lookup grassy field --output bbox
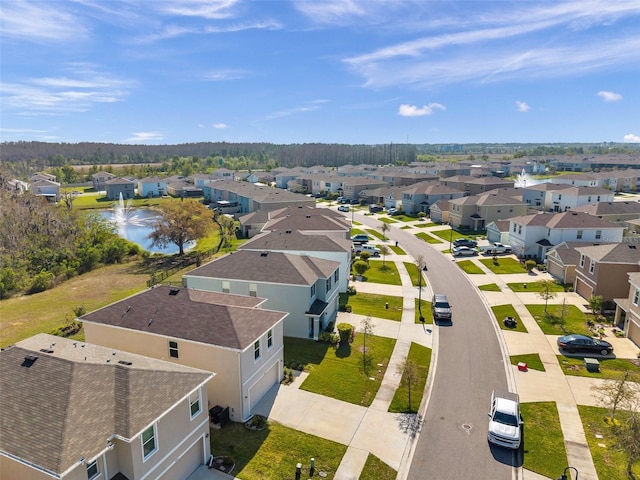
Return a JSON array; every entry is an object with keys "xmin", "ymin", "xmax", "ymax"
[
  {"xmin": 71, "ymin": 192, "xmax": 176, "ymax": 210},
  {"xmin": 388, "ymin": 342, "xmax": 432, "ymax": 413},
  {"xmin": 359, "ymin": 454, "xmax": 397, "ymax": 480},
  {"xmin": 478, "ymin": 283, "xmax": 501, "ymax": 291},
  {"xmin": 340, "ymin": 292, "xmax": 404, "ymax": 321},
  {"xmin": 285, "ymin": 335, "xmax": 396, "ymax": 406},
  {"xmin": 455, "ymin": 260, "xmax": 485, "ymax": 274},
  {"xmin": 360, "ymin": 260, "xmax": 402, "ymax": 286},
  {"xmin": 557, "ymin": 356, "xmax": 640, "ymax": 381},
  {"xmin": 415, "ymin": 299, "xmax": 434, "ymax": 323},
  {"xmin": 510, "ymin": 354, "xmax": 545, "ymax": 371},
  {"xmin": 210, "ymin": 421, "xmax": 347, "ymax": 480},
  {"xmin": 491, "ymin": 304, "xmax": 528, "ymax": 333},
  {"xmin": 508, "ymin": 281, "xmax": 564, "ymax": 292},
  {"xmin": 521, "ymin": 402, "xmax": 568, "ymax": 479},
  {"xmin": 578, "ymin": 406, "xmax": 640, "ymax": 480},
  {"xmin": 479, "ymin": 258, "xmax": 527, "ymax": 274},
  {"xmin": 525, "ymin": 304, "xmax": 590, "ymax": 335},
  {"xmin": 415, "ymin": 232, "xmax": 443, "ymax": 244}
]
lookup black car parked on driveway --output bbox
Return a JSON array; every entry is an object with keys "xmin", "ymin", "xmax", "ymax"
[
  {"xmin": 453, "ymin": 238, "xmax": 478, "ymax": 248},
  {"xmin": 557, "ymin": 334, "xmax": 613, "ymax": 356}
]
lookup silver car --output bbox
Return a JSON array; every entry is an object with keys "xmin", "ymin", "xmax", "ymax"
[{"xmin": 452, "ymin": 246, "xmax": 478, "ymax": 257}]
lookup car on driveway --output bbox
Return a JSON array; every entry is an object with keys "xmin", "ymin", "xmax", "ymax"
[
  {"xmin": 454, "ymin": 238, "xmax": 478, "ymax": 248},
  {"xmin": 557, "ymin": 334, "xmax": 613, "ymax": 356},
  {"xmin": 351, "ymin": 234, "xmax": 370, "ymax": 244},
  {"xmin": 337, "ymin": 205, "xmax": 350, "ymax": 212},
  {"xmin": 452, "ymin": 246, "xmax": 478, "ymax": 257}
]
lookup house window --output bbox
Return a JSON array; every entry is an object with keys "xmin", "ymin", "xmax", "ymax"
[
  {"xmin": 518, "ymin": 225, "xmax": 522, "ymax": 235},
  {"xmin": 633, "ymin": 288, "xmax": 640, "ymax": 306},
  {"xmin": 589, "ymin": 260, "xmax": 595, "ymax": 274},
  {"xmin": 311, "ymin": 284, "xmax": 315, "ymax": 297},
  {"xmin": 597, "ymin": 195, "xmax": 601, "ymax": 201},
  {"xmin": 189, "ymin": 390, "xmax": 201, "ymax": 418},
  {"xmin": 249, "ymin": 283, "xmax": 257, "ymax": 297},
  {"xmin": 267, "ymin": 329, "xmax": 273, "ymax": 349},
  {"xmin": 87, "ymin": 459, "xmax": 99, "ymax": 480},
  {"xmin": 497, "ymin": 209, "xmax": 501, "ymax": 213},
  {"xmin": 513, "ymin": 224, "xmax": 517, "ymax": 233},
  {"xmin": 326, "ymin": 277, "xmax": 332, "ymax": 291},
  {"xmin": 577, "ymin": 230, "xmax": 583, "ymax": 239},
  {"xmin": 169, "ymin": 340, "xmax": 179, "ymax": 359},
  {"xmin": 580, "ymin": 255, "xmax": 585, "ymax": 268},
  {"xmin": 142, "ymin": 425, "xmax": 157, "ymax": 460},
  {"xmin": 254, "ymin": 340, "xmax": 261, "ymax": 361},
  {"xmin": 588, "ymin": 196, "xmax": 591, "ymax": 202},
  {"xmin": 222, "ymin": 281, "xmax": 230, "ymax": 293},
  {"xmin": 595, "ymin": 230, "xmax": 602, "ymax": 240},
  {"xmin": 334, "ymin": 269, "xmax": 339, "ymax": 282}
]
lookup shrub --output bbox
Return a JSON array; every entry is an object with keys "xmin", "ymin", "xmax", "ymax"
[
  {"xmin": 28, "ymin": 270, "xmax": 54, "ymax": 294},
  {"xmin": 360, "ymin": 252, "xmax": 371, "ymax": 262},
  {"xmin": 346, "ymin": 285, "xmax": 357, "ymax": 295},
  {"xmin": 337, "ymin": 323, "xmax": 353, "ymax": 344},
  {"xmin": 318, "ymin": 331, "xmax": 339, "ymax": 345},
  {"xmin": 524, "ymin": 260, "xmax": 536, "ymax": 272},
  {"xmin": 417, "ymin": 211, "xmax": 426, "ymax": 218}
]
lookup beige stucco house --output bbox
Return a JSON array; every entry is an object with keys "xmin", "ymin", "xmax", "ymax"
[
  {"xmin": 0, "ymin": 334, "xmax": 213, "ymax": 480},
  {"xmin": 448, "ymin": 193, "xmax": 528, "ymax": 230},
  {"xmin": 614, "ymin": 272, "xmax": 640, "ymax": 347}
]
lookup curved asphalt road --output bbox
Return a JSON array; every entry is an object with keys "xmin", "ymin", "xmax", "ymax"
[{"xmin": 357, "ymin": 215, "xmax": 517, "ymax": 480}]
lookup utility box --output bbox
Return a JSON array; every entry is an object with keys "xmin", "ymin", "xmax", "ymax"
[{"xmin": 584, "ymin": 358, "xmax": 600, "ymax": 373}]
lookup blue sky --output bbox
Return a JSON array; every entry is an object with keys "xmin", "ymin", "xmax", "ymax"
[{"xmin": 1, "ymin": 0, "xmax": 639, "ymax": 145}]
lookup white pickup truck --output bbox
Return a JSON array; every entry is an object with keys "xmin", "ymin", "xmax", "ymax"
[
  {"xmin": 480, "ymin": 242, "xmax": 512, "ymax": 255},
  {"xmin": 487, "ymin": 390, "xmax": 522, "ymax": 449}
]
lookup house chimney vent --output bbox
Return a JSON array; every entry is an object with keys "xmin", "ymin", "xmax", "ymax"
[{"xmin": 22, "ymin": 355, "xmax": 38, "ymax": 367}]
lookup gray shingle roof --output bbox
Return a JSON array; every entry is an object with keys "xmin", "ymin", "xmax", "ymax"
[
  {"xmin": 0, "ymin": 334, "xmax": 211, "ymax": 476},
  {"xmin": 575, "ymin": 243, "xmax": 640, "ymax": 264},
  {"xmin": 240, "ymin": 230, "xmax": 351, "ymax": 252},
  {"xmin": 81, "ymin": 286, "xmax": 286, "ymax": 350}
]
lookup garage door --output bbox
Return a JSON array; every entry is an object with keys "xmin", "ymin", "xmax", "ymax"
[
  {"xmin": 248, "ymin": 362, "xmax": 279, "ymax": 413},
  {"xmin": 627, "ymin": 318, "xmax": 640, "ymax": 348},
  {"xmin": 575, "ymin": 278, "xmax": 592, "ymax": 300},
  {"xmin": 159, "ymin": 438, "xmax": 203, "ymax": 480}
]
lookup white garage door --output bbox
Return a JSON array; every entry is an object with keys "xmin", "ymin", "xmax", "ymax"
[
  {"xmin": 628, "ymin": 318, "xmax": 640, "ymax": 348},
  {"xmin": 159, "ymin": 438, "xmax": 203, "ymax": 480},
  {"xmin": 248, "ymin": 362, "xmax": 279, "ymax": 413}
]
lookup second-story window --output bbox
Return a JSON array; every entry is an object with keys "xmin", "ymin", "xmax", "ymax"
[
  {"xmin": 580, "ymin": 254, "xmax": 585, "ymax": 268},
  {"xmin": 334, "ymin": 269, "xmax": 339, "ymax": 282},
  {"xmin": 577, "ymin": 230, "xmax": 583, "ymax": 239},
  {"xmin": 326, "ymin": 277, "xmax": 332, "ymax": 291},
  {"xmin": 249, "ymin": 283, "xmax": 257, "ymax": 297},
  {"xmin": 169, "ymin": 340, "xmax": 179, "ymax": 358},
  {"xmin": 254, "ymin": 340, "xmax": 261, "ymax": 361},
  {"xmin": 589, "ymin": 260, "xmax": 595, "ymax": 274},
  {"xmin": 267, "ymin": 329, "xmax": 273, "ymax": 349},
  {"xmin": 595, "ymin": 230, "xmax": 602, "ymax": 240},
  {"xmin": 311, "ymin": 284, "xmax": 315, "ymax": 297},
  {"xmin": 222, "ymin": 281, "xmax": 230, "ymax": 293}
]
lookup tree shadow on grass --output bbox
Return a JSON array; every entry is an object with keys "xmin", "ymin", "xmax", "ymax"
[{"xmin": 335, "ymin": 344, "xmax": 352, "ymax": 358}]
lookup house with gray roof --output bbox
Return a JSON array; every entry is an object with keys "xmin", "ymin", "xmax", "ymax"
[
  {"xmin": 91, "ymin": 171, "xmax": 116, "ymax": 192},
  {"xmin": 429, "ymin": 199, "xmax": 450, "ymax": 223},
  {"xmin": 81, "ymin": 285, "xmax": 287, "ymax": 424},
  {"xmin": 401, "ymin": 183, "xmax": 465, "ymax": 215},
  {"xmin": 105, "ymin": 177, "xmax": 136, "ymax": 200},
  {"xmin": 137, "ymin": 176, "xmax": 168, "ymax": 198},
  {"xmin": 523, "ymin": 184, "xmax": 614, "ymax": 212},
  {"xmin": 29, "ymin": 179, "xmax": 60, "ymax": 202},
  {"xmin": 572, "ymin": 200, "xmax": 640, "ymax": 225},
  {"xmin": 184, "ymin": 250, "xmax": 341, "ymax": 340},
  {"xmin": 545, "ymin": 241, "xmax": 585, "ymax": 285},
  {"xmin": 448, "ymin": 193, "xmax": 528, "ymax": 230},
  {"xmin": 258, "ymin": 205, "xmax": 351, "ymax": 240},
  {"xmin": 0, "ymin": 333, "xmax": 213, "ymax": 480}
]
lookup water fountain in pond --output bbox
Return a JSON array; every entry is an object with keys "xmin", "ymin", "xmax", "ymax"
[
  {"xmin": 113, "ymin": 193, "xmax": 143, "ymax": 235},
  {"xmin": 515, "ymin": 168, "xmax": 536, "ymax": 188}
]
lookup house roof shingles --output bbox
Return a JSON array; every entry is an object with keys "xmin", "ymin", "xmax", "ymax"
[{"xmin": 240, "ymin": 230, "xmax": 351, "ymax": 253}]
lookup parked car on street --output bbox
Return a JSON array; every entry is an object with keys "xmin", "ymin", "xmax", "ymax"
[
  {"xmin": 431, "ymin": 294, "xmax": 452, "ymax": 323},
  {"xmin": 487, "ymin": 390, "xmax": 522, "ymax": 449},
  {"xmin": 369, "ymin": 205, "xmax": 383, "ymax": 213},
  {"xmin": 454, "ymin": 238, "xmax": 478, "ymax": 248},
  {"xmin": 557, "ymin": 334, "xmax": 613, "ymax": 356},
  {"xmin": 337, "ymin": 197, "xmax": 349, "ymax": 204},
  {"xmin": 452, "ymin": 246, "xmax": 478, "ymax": 257},
  {"xmin": 337, "ymin": 205, "xmax": 350, "ymax": 212}
]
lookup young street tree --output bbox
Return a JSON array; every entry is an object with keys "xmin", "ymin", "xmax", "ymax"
[
  {"xmin": 536, "ymin": 279, "xmax": 558, "ymax": 312},
  {"xmin": 147, "ymin": 200, "xmax": 214, "ymax": 255},
  {"xmin": 379, "ymin": 222, "xmax": 390, "ymax": 241},
  {"xmin": 379, "ymin": 244, "xmax": 391, "ymax": 269},
  {"xmin": 396, "ymin": 356, "xmax": 419, "ymax": 412},
  {"xmin": 592, "ymin": 371, "xmax": 638, "ymax": 420},
  {"xmin": 588, "ymin": 295, "xmax": 604, "ymax": 321},
  {"xmin": 360, "ymin": 316, "xmax": 375, "ymax": 374}
]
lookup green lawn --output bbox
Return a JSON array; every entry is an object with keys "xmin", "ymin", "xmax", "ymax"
[
  {"xmin": 350, "ymin": 228, "xmax": 367, "ymax": 236},
  {"xmin": 415, "ymin": 299, "xmax": 433, "ymax": 323},
  {"xmin": 366, "ymin": 229, "xmax": 386, "ymax": 240},
  {"xmin": 210, "ymin": 421, "xmax": 347, "ymax": 480},
  {"xmin": 491, "ymin": 304, "xmax": 528, "ymax": 333},
  {"xmin": 378, "ymin": 217, "xmax": 398, "ymax": 224},
  {"xmin": 340, "ymin": 292, "xmax": 404, "ymax": 321},
  {"xmin": 285, "ymin": 335, "xmax": 396, "ymax": 406},
  {"xmin": 359, "ymin": 453, "xmax": 397, "ymax": 480},
  {"xmin": 578, "ymin": 406, "xmax": 640, "ymax": 480},
  {"xmin": 388, "ymin": 342, "xmax": 432, "ymax": 413},
  {"xmin": 415, "ymin": 232, "xmax": 443, "ymax": 244},
  {"xmin": 525, "ymin": 304, "xmax": 590, "ymax": 335},
  {"xmin": 479, "ymin": 258, "xmax": 526, "ymax": 274},
  {"xmin": 391, "ymin": 245, "xmax": 405, "ymax": 254},
  {"xmin": 557, "ymin": 356, "xmax": 640, "ymax": 382},
  {"xmin": 510, "ymin": 354, "xmax": 545, "ymax": 371},
  {"xmin": 508, "ymin": 281, "xmax": 564, "ymax": 292},
  {"xmin": 72, "ymin": 193, "xmax": 175, "ymax": 210},
  {"xmin": 403, "ymin": 262, "xmax": 426, "ymax": 287},
  {"xmin": 413, "ymin": 222, "xmax": 435, "ymax": 228},
  {"xmin": 429, "ymin": 228, "xmax": 464, "ymax": 243},
  {"xmin": 360, "ymin": 260, "xmax": 402, "ymax": 286},
  {"xmin": 400, "ymin": 225, "xmax": 413, "ymax": 230},
  {"xmin": 521, "ymin": 402, "xmax": 568, "ymax": 479},
  {"xmin": 478, "ymin": 283, "xmax": 501, "ymax": 291},
  {"xmin": 455, "ymin": 260, "xmax": 485, "ymax": 274}
]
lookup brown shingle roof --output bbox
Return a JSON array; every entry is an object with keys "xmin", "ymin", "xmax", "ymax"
[
  {"xmin": 0, "ymin": 334, "xmax": 211, "ymax": 476},
  {"xmin": 81, "ymin": 286, "xmax": 286, "ymax": 350}
]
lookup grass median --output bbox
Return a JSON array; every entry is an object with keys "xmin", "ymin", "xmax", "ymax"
[
  {"xmin": 388, "ymin": 342, "xmax": 432, "ymax": 413},
  {"xmin": 525, "ymin": 304, "xmax": 590, "ymax": 335},
  {"xmin": 340, "ymin": 292, "xmax": 404, "ymax": 321},
  {"xmin": 492, "ymin": 304, "xmax": 527, "ymax": 333},
  {"xmin": 520, "ymin": 402, "xmax": 568, "ymax": 479}
]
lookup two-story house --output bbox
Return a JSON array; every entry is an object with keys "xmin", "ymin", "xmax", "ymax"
[
  {"xmin": 448, "ymin": 193, "xmax": 528, "ymax": 230},
  {"xmin": 105, "ymin": 177, "xmax": 136, "ymax": 200},
  {"xmin": 91, "ymin": 171, "xmax": 116, "ymax": 192},
  {"xmin": 614, "ymin": 272, "xmax": 640, "ymax": 347},
  {"xmin": 0, "ymin": 334, "xmax": 213, "ymax": 480},
  {"xmin": 572, "ymin": 201, "xmax": 640, "ymax": 225},
  {"xmin": 401, "ymin": 183, "xmax": 464, "ymax": 215},
  {"xmin": 184, "ymin": 250, "xmax": 341, "ymax": 340},
  {"xmin": 137, "ymin": 176, "xmax": 169, "ymax": 198},
  {"xmin": 508, "ymin": 211, "xmax": 625, "ymax": 259},
  {"xmin": 81, "ymin": 285, "xmax": 287, "ymax": 423},
  {"xmin": 249, "ymin": 205, "xmax": 351, "ymax": 240}
]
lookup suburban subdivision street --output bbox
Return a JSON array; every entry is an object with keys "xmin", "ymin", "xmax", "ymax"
[{"xmin": 355, "ymin": 214, "xmax": 517, "ymax": 480}]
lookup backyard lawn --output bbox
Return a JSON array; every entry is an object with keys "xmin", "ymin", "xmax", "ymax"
[
  {"xmin": 520, "ymin": 402, "xmax": 568, "ymax": 479},
  {"xmin": 525, "ymin": 304, "xmax": 590, "ymax": 335},
  {"xmin": 388, "ymin": 342, "xmax": 432, "ymax": 413},
  {"xmin": 210, "ymin": 421, "xmax": 347, "ymax": 480},
  {"xmin": 455, "ymin": 260, "xmax": 485, "ymax": 274},
  {"xmin": 284, "ymin": 335, "xmax": 396, "ymax": 406},
  {"xmin": 510, "ymin": 354, "xmax": 545, "ymax": 371},
  {"xmin": 360, "ymin": 260, "xmax": 402, "ymax": 286},
  {"xmin": 415, "ymin": 232, "xmax": 443, "ymax": 244},
  {"xmin": 491, "ymin": 304, "xmax": 528, "ymax": 333},
  {"xmin": 557, "ymin": 356, "xmax": 640, "ymax": 382},
  {"xmin": 479, "ymin": 257, "xmax": 527, "ymax": 274},
  {"xmin": 340, "ymin": 292, "xmax": 404, "ymax": 321}
]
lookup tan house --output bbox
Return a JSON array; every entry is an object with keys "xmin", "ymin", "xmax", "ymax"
[
  {"xmin": 448, "ymin": 193, "xmax": 528, "ymax": 230},
  {"xmin": 429, "ymin": 199, "xmax": 450, "ymax": 223},
  {"xmin": 573, "ymin": 243, "xmax": 640, "ymax": 302},
  {"xmin": 81, "ymin": 285, "xmax": 287, "ymax": 423},
  {"xmin": 614, "ymin": 272, "xmax": 640, "ymax": 347},
  {"xmin": 0, "ymin": 334, "xmax": 213, "ymax": 480}
]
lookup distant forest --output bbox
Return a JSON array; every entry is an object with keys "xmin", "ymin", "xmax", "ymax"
[{"xmin": 1, "ymin": 141, "xmax": 637, "ymax": 180}]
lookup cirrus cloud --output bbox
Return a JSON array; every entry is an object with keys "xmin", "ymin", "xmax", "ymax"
[
  {"xmin": 212, "ymin": 123, "xmax": 228, "ymax": 129},
  {"xmin": 597, "ymin": 90, "xmax": 622, "ymax": 102},
  {"xmin": 398, "ymin": 103, "xmax": 445, "ymax": 117},
  {"xmin": 623, "ymin": 133, "xmax": 640, "ymax": 143}
]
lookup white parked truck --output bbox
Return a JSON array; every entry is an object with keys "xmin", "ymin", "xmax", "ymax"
[
  {"xmin": 480, "ymin": 242, "xmax": 512, "ymax": 255},
  {"xmin": 487, "ymin": 390, "xmax": 522, "ymax": 449}
]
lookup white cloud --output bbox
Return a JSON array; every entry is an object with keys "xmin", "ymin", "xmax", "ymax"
[
  {"xmin": 398, "ymin": 103, "xmax": 445, "ymax": 117},
  {"xmin": 212, "ymin": 123, "xmax": 228, "ymax": 129},
  {"xmin": 124, "ymin": 132, "xmax": 165, "ymax": 143},
  {"xmin": 203, "ymin": 69, "xmax": 247, "ymax": 81},
  {"xmin": 157, "ymin": 0, "xmax": 239, "ymax": 19},
  {"xmin": 597, "ymin": 90, "xmax": 622, "ymax": 102},
  {"xmin": 516, "ymin": 101, "xmax": 530, "ymax": 112},
  {"xmin": 0, "ymin": 0, "xmax": 87, "ymax": 42},
  {"xmin": 623, "ymin": 133, "xmax": 640, "ymax": 143}
]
